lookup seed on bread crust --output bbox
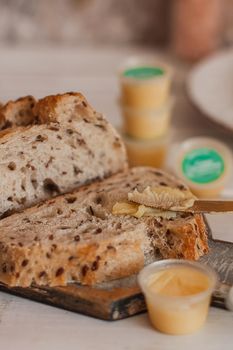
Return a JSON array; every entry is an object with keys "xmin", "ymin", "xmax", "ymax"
[
  {"xmin": 45, "ymin": 156, "xmax": 54, "ymax": 168},
  {"xmin": 43, "ymin": 178, "xmax": 60, "ymax": 194},
  {"xmin": 35, "ymin": 134, "xmax": 48, "ymax": 142},
  {"xmin": 21, "ymin": 259, "xmax": 29, "ymax": 267},
  {"xmin": 73, "ymin": 166, "xmax": 82, "ymax": 175},
  {"xmin": 38, "ymin": 271, "xmax": 46, "ymax": 278},
  {"xmin": 8, "ymin": 162, "xmax": 16, "ymax": 170},
  {"xmin": 31, "ymin": 178, "xmax": 38, "ymax": 190},
  {"xmin": 48, "ymin": 126, "xmax": 59, "ymax": 131},
  {"xmin": 2, "ymin": 263, "xmax": 7, "ymax": 273},
  {"xmin": 91, "ymin": 260, "xmax": 99, "ymax": 271},
  {"xmin": 82, "ymin": 265, "xmax": 89, "ymax": 276},
  {"xmin": 51, "ymin": 244, "xmax": 57, "ymax": 251},
  {"xmin": 177, "ymin": 184, "xmax": 186, "ymax": 190},
  {"xmin": 89, "ymin": 206, "xmax": 94, "ymax": 216},
  {"xmin": 56, "ymin": 267, "xmax": 64, "ymax": 277},
  {"xmin": 65, "ymin": 196, "xmax": 77, "ymax": 204},
  {"xmin": 154, "ymin": 171, "xmax": 163, "ymax": 176},
  {"xmin": 66, "ymin": 129, "xmax": 73, "ymax": 135},
  {"xmin": 95, "ymin": 228, "xmax": 102, "ymax": 234},
  {"xmin": 107, "ymin": 245, "xmax": 116, "ymax": 251},
  {"xmin": 159, "ymin": 182, "xmax": 168, "ymax": 186}
]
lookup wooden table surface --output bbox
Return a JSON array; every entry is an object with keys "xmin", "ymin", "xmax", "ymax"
[{"xmin": 0, "ymin": 46, "xmax": 232, "ymax": 350}]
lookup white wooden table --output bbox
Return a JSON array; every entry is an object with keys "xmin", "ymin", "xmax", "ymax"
[{"xmin": 0, "ymin": 46, "xmax": 232, "ymax": 350}]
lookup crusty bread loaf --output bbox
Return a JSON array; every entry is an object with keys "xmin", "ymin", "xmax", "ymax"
[
  {"xmin": 0, "ymin": 167, "xmax": 208, "ymax": 287},
  {"xmin": 0, "ymin": 92, "xmax": 127, "ymax": 218},
  {"xmin": 0, "ymin": 96, "xmax": 37, "ymax": 129}
]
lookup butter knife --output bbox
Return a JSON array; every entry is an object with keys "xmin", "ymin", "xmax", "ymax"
[{"xmin": 181, "ymin": 200, "xmax": 233, "ymax": 214}]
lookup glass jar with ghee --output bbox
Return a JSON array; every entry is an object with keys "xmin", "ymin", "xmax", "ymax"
[
  {"xmin": 119, "ymin": 58, "xmax": 173, "ymax": 140},
  {"xmin": 138, "ymin": 259, "xmax": 217, "ymax": 335},
  {"xmin": 119, "ymin": 58, "xmax": 172, "ymax": 110},
  {"xmin": 121, "ymin": 98, "xmax": 173, "ymax": 140},
  {"xmin": 121, "ymin": 132, "xmax": 169, "ymax": 168}
]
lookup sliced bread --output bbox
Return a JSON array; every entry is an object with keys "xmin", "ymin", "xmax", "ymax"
[
  {"xmin": 0, "ymin": 92, "xmax": 127, "ymax": 218},
  {"xmin": 0, "ymin": 167, "xmax": 208, "ymax": 287}
]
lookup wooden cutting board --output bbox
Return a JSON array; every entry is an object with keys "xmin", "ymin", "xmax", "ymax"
[{"xmin": 0, "ymin": 228, "xmax": 232, "ymax": 321}]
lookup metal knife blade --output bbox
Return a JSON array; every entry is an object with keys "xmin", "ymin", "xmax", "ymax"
[{"xmin": 182, "ymin": 200, "xmax": 233, "ymax": 214}]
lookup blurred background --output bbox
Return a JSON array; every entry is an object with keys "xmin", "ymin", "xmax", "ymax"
[{"xmin": 0, "ymin": 0, "xmax": 232, "ymax": 48}]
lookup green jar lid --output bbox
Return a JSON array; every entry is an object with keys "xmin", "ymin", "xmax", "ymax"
[
  {"xmin": 182, "ymin": 148, "xmax": 225, "ymax": 184},
  {"xmin": 123, "ymin": 66, "xmax": 165, "ymax": 80}
]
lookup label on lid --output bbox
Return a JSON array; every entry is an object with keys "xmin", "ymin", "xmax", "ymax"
[
  {"xmin": 123, "ymin": 66, "xmax": 164, "ymax": 80},
  {"xmin": 182, "ymin": 148, "xmax": 225, "ymax": 184}
]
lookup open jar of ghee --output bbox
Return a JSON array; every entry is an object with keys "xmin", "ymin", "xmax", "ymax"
[
  {"xmin": 172, "ymin": 137, "xmax": 233, "ymax": 198},
  {"xmin": 119, "ymin": 58, "xmax": 172, "ymax": 110},
  {"xmin": 138, "ymin": 259, "xmax": 217, "ymax": 335}
]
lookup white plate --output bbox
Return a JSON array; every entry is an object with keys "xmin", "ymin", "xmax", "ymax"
[{"xmin": 187, "ymin": 49, "xmax": 233, "ymax": 133}]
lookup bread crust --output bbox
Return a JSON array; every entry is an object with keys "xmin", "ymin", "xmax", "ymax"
[
  {"xmin": 34, "ymin": 92, "xmax": 88, "ymax": 124},
  {"xmin": 0, "ymin": 95, "xmax": 37, "ymax": 130}
]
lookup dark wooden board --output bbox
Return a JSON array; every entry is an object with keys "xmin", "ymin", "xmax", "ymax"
[{"xmin": 0, "ymin": 232, "xmax": 232, "ymax": 320}]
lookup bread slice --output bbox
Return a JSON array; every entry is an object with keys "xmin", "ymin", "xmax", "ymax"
[
  {"xmin": 0, "ymin": 96, "xmax": 37, "ymax": 129},
  {"xmin": 0, "ymin": 167, "xmax": 208, "ymax": 288},
  {"xmin": 0, "ymin": 92, "xmax": 127, "ymax": 218}
]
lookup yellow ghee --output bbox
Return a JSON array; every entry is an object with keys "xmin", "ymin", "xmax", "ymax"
[
  {"xmin": 120, "ymin": 64, "xmax": 172, "ymax": 109},
  {"xmin": 121, "ymin": 101, "xmax": 172, "ymax": 140},
  {"xmin": 122, "ymin": 133, "xmax": 169, "ymax": 168},
  {"xmin": 146, "ymin": 267, "xmax": 211, "ymax": 335},
  {"xmin": 138, "ymin": 261, "xmax": 217, "ymax": 335}
]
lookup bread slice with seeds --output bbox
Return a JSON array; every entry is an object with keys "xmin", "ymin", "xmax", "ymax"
[
  {"xmin": 0, "ymin": 167, "xmax": 208, "ymax": 287},
  {"xmin": 0, "ymin": 93, "xmax": 127, "ymax": 218}
]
